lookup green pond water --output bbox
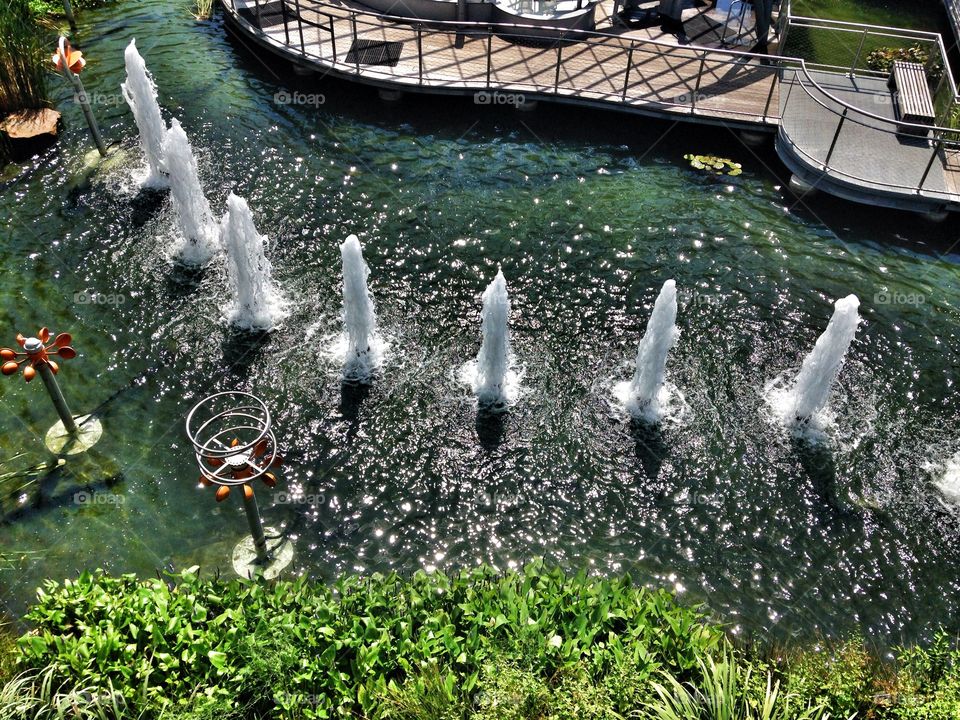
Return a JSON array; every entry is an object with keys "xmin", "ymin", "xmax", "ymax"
[{"xmin": 1, "ymin": 0, "xmax": 960, "ymax": 648}]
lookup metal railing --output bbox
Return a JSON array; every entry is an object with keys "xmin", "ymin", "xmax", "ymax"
[
  {"xmin": 227, "ymin": 0, "xmax": 787, "ymax": 123},
  {"xmin": 779, "ymin": 62, "xmax": 960, "ymax": 200},
  {"xmin": 224, "ymin": 0, "xmax": 960, "ymax": 203},
  {"xmin": 783, "ymin": 14, "xmax": 959, "ymax": 126}
]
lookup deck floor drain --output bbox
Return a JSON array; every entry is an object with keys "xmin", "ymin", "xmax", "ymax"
[{"xmin": 346, "ymin": 40, "xmax": 404, "ymax": 67}]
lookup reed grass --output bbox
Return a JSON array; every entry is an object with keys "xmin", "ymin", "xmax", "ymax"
[{"xmin": 0, "ymin": 0, "xmax": 52, "ymax": 116}]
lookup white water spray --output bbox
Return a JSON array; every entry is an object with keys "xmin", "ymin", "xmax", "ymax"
[
  {"xmin": 121, "ymin": 38, "xmax": 167, "ymax": 185},
  {"xmin": 775, "ymin": 294, "xmax": 861, "ymax": 427},
  {"xmin": 934, "ymin": 453, "xmax": 960, "ymax": 507},
  {"xmin": 340, "ymin": 234, "xmax": 380, "ymax": 381},
  {"xmin": 621, "ymin": 279, "xmax": 679, "ymax": 422},
  {"xmin": 162, "ymin": 119, "xmax": 217, "ymax": 265},
  {"xmin": 472, "ymin": 269, "xmax": 513, "ymax": 408},
  {"xmin": 221, "ymin": 193, "xmax": 285, "ymax": 331}
]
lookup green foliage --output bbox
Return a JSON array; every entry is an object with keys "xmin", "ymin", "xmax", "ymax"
[
  {"xmin": 865, "ymin": 45, "xmax": 929, "ymax": 73},
  {"xmin": 27, "ymin": 0, "xmax": 113, "ymax": 16},
  {"xmin": 782, "ymin": 640, "xmax": 880, "ymax": 718},
  {"xmin": 891, "ymin": 632, "xmax": 960, "ymax": 720},
  {"xmin": 642, "ymin": 648, "xmax": 830, "ymax": 720},
  {"xmin": 0, "ymin": 0, "xmax": 52, "ymax": 115},
  {"xmin": 9, "ymin": 564, "xmax": 724, "ymax": 719},
  {"xmin": 684, "ymin": 154, "xmax": 743, "ymax": 177}
]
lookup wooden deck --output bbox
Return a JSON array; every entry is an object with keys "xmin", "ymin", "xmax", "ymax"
[
  {"xmin": 230, "ymin": 0, "xmax": 782, "ymax": 126},
  {"xmin": 223, "ymin": 0, "xmax": 960, "ymax": 213}
]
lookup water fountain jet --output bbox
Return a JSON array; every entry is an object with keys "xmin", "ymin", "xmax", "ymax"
[
  {"xmin": 162, "ymin": 119, "xmax": 217, "ymax": 265},
  {"xmin": 472, "ymin": 269, "xmax": 513, "ymax": 409},
  {"xmin": 221, "ymin": 193, "xmax": 285, "ymax": 331},
  {"xmin": 621, "ymin": 279, "xmax": 678, "ymax": 422},
  {"xmin": 121, "ymin": 38, "xmax": 167, "ymax": 186},
  {"xmin": 781, "ymin": 294, "xmax": 861, "ymax": 427},
  {"xmin": 340, "ymin": 234, "xmax": 380, "ymax": 381}
]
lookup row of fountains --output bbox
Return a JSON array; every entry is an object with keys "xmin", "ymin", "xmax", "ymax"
[{"xmin": 121, "ymin": 39, "xmax": 861, "ymax": 428}]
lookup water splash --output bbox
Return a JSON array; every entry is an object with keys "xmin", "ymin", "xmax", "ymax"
[
  {"xmin": 121, "ymin": 38, "xmax": 167, "ymax": 186},
  {"xmin": 933, "ymin": 453, "xmax": 960, "ymax": 508},
  {"xmin": 769, "ymin": 295, "xmax": 861, "ymax": 430},
  {"xmin": 162, "ymin": 119, "xmax": 217, "ymax": 265},
  {"xmin": 220, "ymin": 193, "xmax": 285, "ymax": 331},
  {"xmin": 464, "ymin": 269, "xmax": 517, "ymax": 410},
  {"xmin": 340, "ymin": 234, "xmax": 381, "ymax": 381},
  {"xmin": 616, "ymin": 279, "xmax": 679, "ymax": 423}
]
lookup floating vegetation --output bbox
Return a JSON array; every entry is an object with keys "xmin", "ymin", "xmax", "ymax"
[
  {"xmin": 684, "ymin": 153, "xmax": 743, "ymax": 176},
  {"xmin": 193, "ymin": 0, "xmax": 213, "ymax": 20}
]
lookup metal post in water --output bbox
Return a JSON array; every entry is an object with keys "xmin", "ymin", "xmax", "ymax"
[
  {"xmin": 186, "ymin": 391, "xmax": 293, "ymax": 578},
  {"xmin": 62, "ymin": 0, "xmax": 77, "ymax": 30},
  {"xmin": 241, "ymin": 485, "xmax": 269, "ymax": 564},
  {"xmin": 53, "ymin": 37, "xmax": 107, "ymax": 157},
  {"xmin": 1, "ymin": 329, "xmax": 79, "ymax": 433},
  {"xmin": 25, "ymin": 339, "xmax": 78, "ymax": 434}
]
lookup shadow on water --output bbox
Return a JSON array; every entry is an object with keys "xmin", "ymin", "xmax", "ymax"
[
  {"xmin": 793, "ymin": 436, "xmax": 855, "ymax": 518},
  {"xmin": 476, "ymin": 408, "xmax": 509, "ymax": 451},
  {"xmin": 165, "ymin": 262, "xmax": 208, "ymax": 296},
  {"xmin": 221, "ymin": 328, "xmax": 273, "ymax": 378},
  {"xmin": 339, "ymin": 380, "xmax": 371, "ymax": 440},
  {"xmin": 128, "ymin": 186, "xmax": 168, "ymax": 230},
  {"xmin": 630, "ymin": 419, "xmax": 669, "ymax": 480}
]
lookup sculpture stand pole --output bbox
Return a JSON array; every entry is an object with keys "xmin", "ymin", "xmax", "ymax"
[
  {"xmin": 186, "ymin": 391, "xmax": 294, "ymax": 579},
  {"xmin": 1, "ymin": 328, "xmax": 102, "ymax": 455},
  {"xmin": 54, "ymin": 37, "xmax": 107, "ymax": 157},
  {"xmin": 25, "ymin": 339, "xmax": 78, "ymax": 434}
]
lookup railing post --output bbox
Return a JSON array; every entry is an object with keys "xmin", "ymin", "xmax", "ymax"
[
  {"xmin": 293, "ymin": 0, "xmax": 306, "ymax": 54},
  {"xmin": 486, "ymin": 27, "xmax": 493, "ymax": 87},
  {"xmin": 622, "ymin": 44, "xmax": 633, "ymax": 101},
  {"xmin": 691, "ymin": 51, "xmax": 707, "ymax": 112},
  {"xmin": 282, "ymin": 0, "xmax": 291, "ymax": 45},
  {"xmin": 554, "ymin": 43, "xmax": 563, "ymax": 93},
  {"xmin": 917, "ymin": 139, "xmax": 941, "ymax": 192},
  {"xmin": 850, "ymin": 27, "xmax": 867, "ymax": 76},
  {"xmin": 762, "ymin": 65, "xmax": 778, "ymax": 121},
  {"xmin": 824, "ymin": 107, "xmax": 847, "ymax": 167},
  {"xmin": 254, "ymin": 0, "xmax": 262, "ymax": 28},
  {"xmin": 352, "ymin": 13, "xmax": 360, "ymax": 72},
  {"xmin": 418, "ymin": 25, "xmax": 424, "ymax": 84},
  {"xmin": 329, "ymin": 14, "xmax": 336, "ymax": 61}
]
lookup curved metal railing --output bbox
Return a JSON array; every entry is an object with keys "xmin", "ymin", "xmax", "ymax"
[{"xmin": 222, "ymin": 0, "xmax": 960, "ymax": 203}]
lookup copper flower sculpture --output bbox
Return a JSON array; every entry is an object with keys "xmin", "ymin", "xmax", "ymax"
[
  {"xmin": 52, "ymin": 37, "xmax": 86, "ymax": 74},
  {"xmin": 200, "ymin": 437, "xmax": 282, "ymax": 502},
  {"xmin": 1, "ymin": 329, "xmax": 76, "ymax": 383}
]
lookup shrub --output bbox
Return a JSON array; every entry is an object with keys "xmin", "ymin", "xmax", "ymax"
[
  {"xmin": 782, "ymin": 639, "xmax": 881, "ymax": 718},
  {"xmin": 10, "ymin": 564, "xmax": 724, "ymax": 718}
]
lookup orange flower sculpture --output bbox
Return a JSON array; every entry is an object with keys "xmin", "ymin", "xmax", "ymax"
[
  {"xmin": 200, "ymin": 437, "xmax": 282, "ymax": 502},
  {"xmin": 52, "ymin": 37, "xmax": 86, "ymax": 74},
  {"xmin": 1, "ymin": 328, "xmax": 76, "ymax": 383}
]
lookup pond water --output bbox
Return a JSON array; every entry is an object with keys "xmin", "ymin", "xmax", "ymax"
[{"xmin": 1, "ymin": 0, "xmax": 959, "ymax": 648}]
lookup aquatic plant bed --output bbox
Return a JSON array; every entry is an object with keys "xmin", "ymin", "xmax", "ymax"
[{"xmin": 3, "ymin": 566, "xmax": 960, "ymax": 719}]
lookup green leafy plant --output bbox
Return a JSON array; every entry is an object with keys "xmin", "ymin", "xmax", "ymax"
[
  {"xmin": 865, "ymin": 45, "xmax": 942, "ymax": 83},
  {"xmin": 684, "ymin": 154, "xmax": 742, "ymax": 177},
  {"xmin": 8, "ymin": 565, "xmax": 725, "ymax": 719},
  {"xmin": 642, "ymin": 647, "xmax": 831, "ymax": 720}
]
